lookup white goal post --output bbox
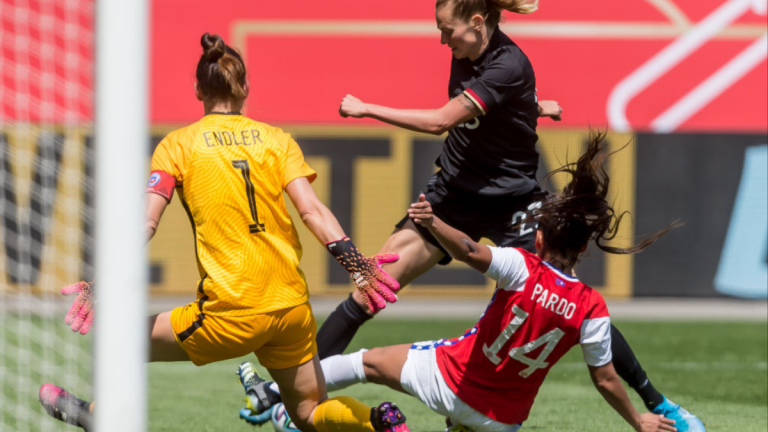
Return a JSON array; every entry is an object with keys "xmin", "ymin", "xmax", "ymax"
[{"xmin": 93, "ymin": 1, "xmax": 149, "ymax": 431}]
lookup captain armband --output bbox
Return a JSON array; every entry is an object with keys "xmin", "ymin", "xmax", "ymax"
[{"xmin": 146, "ymin": 170, "xmax": 176, "ymax": 201}]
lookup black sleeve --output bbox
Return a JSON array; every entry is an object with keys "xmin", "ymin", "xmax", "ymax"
[{"xmin": 464, "ymin": 53, "xmax": 525, "ymax": 115}]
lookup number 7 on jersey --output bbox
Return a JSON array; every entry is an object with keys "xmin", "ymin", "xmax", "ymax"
[{"xmin": 232, "ymin": 160, "xmax": 265, "ymax": 233}]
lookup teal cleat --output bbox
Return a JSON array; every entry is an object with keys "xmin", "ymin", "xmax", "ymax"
[
  {"xmin": 240, "ymin": 405, "xmax": 275, "ymax": 426},
  {"xmin": 652, "ymin": 396, "xmax": 706, "ymax": 432},
  {"xmin": 237, "ymin": 361, "xmax": 279, "ymax": 426}
]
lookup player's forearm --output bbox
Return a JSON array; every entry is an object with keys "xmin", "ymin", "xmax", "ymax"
[
  {"xmin": 299, "ymin": 203, "xmax": 346, "ymax": 244},
  {"xmin": 145, "ymin": 192, "xmax": 169, "ymax": 244},
  {"xmin": 363, "ymin": 104, "xmax": 450, "ymax": 135},
  {"xmin": 594, "ymin": 376, "xmax": 643, "ymax": 431},
  {"xmin": 146, "ymin": 221, "xmax": 158, "ymax": 243},
  {"xmin": 427, "ymin": 217, "xmax": 481, "ymax": 264}
]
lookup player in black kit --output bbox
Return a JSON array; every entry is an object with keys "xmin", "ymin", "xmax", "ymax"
[{"xmin": 307, "ymin": 0, "xmax": 704, "ymax": 430}]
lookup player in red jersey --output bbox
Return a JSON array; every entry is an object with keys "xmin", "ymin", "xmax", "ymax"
[{"xmin": 238, "ymin": 133, "xmax": 684, "ymax": 432}]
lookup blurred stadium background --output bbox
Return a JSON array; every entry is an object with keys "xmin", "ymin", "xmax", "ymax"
[
  {"xmin": 149, "ymin": 0, "xmax": 766, "ymax": 300},
  {"xmin": 1, "ymin": 0, "xmax": 766, "ymax": 431}
]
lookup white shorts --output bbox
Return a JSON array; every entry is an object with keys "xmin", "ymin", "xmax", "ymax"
[{"xmin": 400, "ymin": 342, "xmax": 522, "ymax": 432}]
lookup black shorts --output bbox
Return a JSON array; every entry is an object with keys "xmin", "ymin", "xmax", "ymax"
[{"xmin": 396, "ymin": 186, "xmax": 546, "ymax": 265}]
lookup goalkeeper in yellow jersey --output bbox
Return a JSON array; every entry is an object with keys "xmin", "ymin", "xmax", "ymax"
[{"xmin": 38, "ymin": 32, "xmax": 408, "ymax": 432}]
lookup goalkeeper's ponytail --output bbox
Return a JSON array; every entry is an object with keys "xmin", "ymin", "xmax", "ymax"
[{"xmin": 196, "ymin": 33, "xmax": 247, "ymax": 101}]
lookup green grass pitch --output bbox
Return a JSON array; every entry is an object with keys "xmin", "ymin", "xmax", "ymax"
[
  {"xmin": 3, "ymin": 318, "xmax": 766, "ymax": 431},
  {"xmin": 146, "ymin": 319, "xmax": 767, "ymax": 432}
]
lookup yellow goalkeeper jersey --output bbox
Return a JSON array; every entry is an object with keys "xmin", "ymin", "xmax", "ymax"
[{"xmin": 150, "ymin": 113, "xmax": 316, "ymax": 316}]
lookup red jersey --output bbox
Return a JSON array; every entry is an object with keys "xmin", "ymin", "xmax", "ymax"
[{"xmin": 435, "ymin": 247, "xmax": 612, "ymax": 424}]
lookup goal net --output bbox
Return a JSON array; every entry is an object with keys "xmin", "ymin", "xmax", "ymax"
[{"xmin": 0, "ymin": 1, "xmax": 95, "ymax": 430}]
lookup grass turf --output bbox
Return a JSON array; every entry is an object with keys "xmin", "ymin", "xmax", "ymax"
[
  {"xmin": 146, "ymin": 320, "xmax": 766, "ymax": 432},
  {"xmin": 2, "ymin": 318, "xmax": 766, "ymax": 431}
]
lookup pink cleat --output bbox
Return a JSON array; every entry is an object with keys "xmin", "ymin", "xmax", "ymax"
[
  {"xmin": 371, "ymin": 401, "xmax": 410, "ymax": 432},
  {"xmin": 39, "ymin": 384, "xmax": 92, "ymax": 431}
]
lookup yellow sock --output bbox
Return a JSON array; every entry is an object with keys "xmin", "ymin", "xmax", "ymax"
[{"xmin": 312, "ymin": 396, "xmax": 375, "ymax": 432}]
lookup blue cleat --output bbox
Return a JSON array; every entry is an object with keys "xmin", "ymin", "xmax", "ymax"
[
  {"xmin": 237, "ymin": 361, "xmax": 279, "ymax": 426},
  {"xmin": 652, "ymin": 396, "xmax": 706, "ymax": 432}
]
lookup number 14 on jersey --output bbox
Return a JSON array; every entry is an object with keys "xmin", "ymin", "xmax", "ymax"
[{"xmin": 483, "ymin": 305, "xmax": 565, "ymax": 378}]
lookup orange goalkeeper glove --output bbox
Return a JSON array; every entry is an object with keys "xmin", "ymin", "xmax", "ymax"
[{"xmin": 326, "ymin": 237, "xmax": 400, "ymax": 313}]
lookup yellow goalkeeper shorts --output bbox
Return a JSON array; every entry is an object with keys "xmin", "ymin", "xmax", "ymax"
[{"xmin": 169, "ymin": 301, "xmax": 317, "ymax": 369}]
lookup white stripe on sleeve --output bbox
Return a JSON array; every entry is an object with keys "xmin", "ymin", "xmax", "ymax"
[
  {"xmin": 484, "ymin": 247, "xmax": 529, "ymax": 291},
  {"xmin": 580, "ymin": 316, "xmax": 612, "ymax": 367}
]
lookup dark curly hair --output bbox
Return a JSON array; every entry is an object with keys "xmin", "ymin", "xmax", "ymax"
[{"xmin": 531, "ymin": 131, "xmax": 678, "ymax": 269}]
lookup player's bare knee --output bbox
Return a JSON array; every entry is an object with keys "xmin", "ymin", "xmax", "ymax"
[
  {"xmin": 291, "ymin": 414, "xmax": 314, "ymax": 432},
  {"xmin": 362, "ymin": 348, "xmax": 387, "ymax": 383},
  {"xmin": 292, "ymin": 416, "xmax": 315, "ymax": 432},
  {"xmin": 284, "ymin": 400, "xmax": 318, "ymax": 432}
]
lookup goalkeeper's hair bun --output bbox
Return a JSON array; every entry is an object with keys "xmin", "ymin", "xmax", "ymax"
[
  {"xmin": 196, "ymin": 32, "xmax": 247, "ymax": 100},
  {"xmin": 201, "ymin": 33, "xmax": 226, "ymax": 62}
]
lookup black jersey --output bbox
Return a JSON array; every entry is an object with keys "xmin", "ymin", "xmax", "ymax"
[{"xmin": 434, "ymin": 27, "xmax": 539, "ymax": 198}]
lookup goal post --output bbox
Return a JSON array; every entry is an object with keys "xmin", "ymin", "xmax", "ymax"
[{"xmin": 93, "ymin": 0, "xmax": 149, "ymax": 431}]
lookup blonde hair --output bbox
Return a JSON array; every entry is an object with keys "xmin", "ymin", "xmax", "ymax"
[
  {"xmin": 436, "ymin": 0, "xmax": 538, "ymax": 27},
  {"xmin": 196, "ymin": 33, "xmax": 247, "ymax": 100}
]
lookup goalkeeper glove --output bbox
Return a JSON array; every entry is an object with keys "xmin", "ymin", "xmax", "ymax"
[
  {"xmin": 61, "ymin": 281, "xmax": 94, "ymax": 335},
  {"xmin": 326, "ymin": 237, "xmax": 400, "ymax": 313}
]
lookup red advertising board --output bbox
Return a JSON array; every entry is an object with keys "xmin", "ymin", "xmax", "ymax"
[{"xmin": 2, "ymin": 0, "xmax": 766, "ymax": 132}]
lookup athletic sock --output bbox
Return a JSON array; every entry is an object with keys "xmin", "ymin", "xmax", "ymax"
[
  {"xmin": 320, "ymin": 350, "xmax": 369, "ymax": 392},
  {"xmin": 313, "ymin": 396, "xmax": 375, "ymax": 432},
  {"xmin": 317, "ymin": 294, "xmax": 372, "ymax": 360},
  {"xmin": 252, "ymin": 351, "xmax": 369, "ymax": 410},
  {"xmin": 609, "ymin": 324, "xmax": 665, "ymax": 410},
  {"xmin": 635, "ymin": 379, "xmax": 665, "ymax": 411}
]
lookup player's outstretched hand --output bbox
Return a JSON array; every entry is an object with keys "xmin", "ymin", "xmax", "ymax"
[
  {"xmin": 408, "ymin": 194, "xmax": 434, "ymax": 227},
  {"xmin": 339, "ymin": 94, "xmax": 367, "ymax": 118},
  {"xmin": 538, "ymin": 100, "xmax": 563, "ymax": 121},
  {"xmin": 61, "ymin": 281, "xmax": 95, "ymax": 335},
  {"xmin": 638, "ymin": 413, "xmax": 677, "ymax": 432},
  {"xmin": 326, "ymin": 237, "xmax": 400, "ymax": 313}
]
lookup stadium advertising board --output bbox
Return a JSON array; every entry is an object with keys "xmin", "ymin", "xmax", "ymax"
[
  {"xmin": 9, "ymin": 0, "xmax": 763, "ymax": 131},
  {"xmin": 0, "ymin": 127, "xmax": 91, "ymax": 292},
  {"xmin": 634, "ymin": 133, "xmax": 768, "ymax": 298},
  {"xmin": 148, "ymin": 0, "xmax": 767, "ymax": 132},
  {"xmin": 3, "ymin": 128, "xmax": 763, "ymax": 299}
]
